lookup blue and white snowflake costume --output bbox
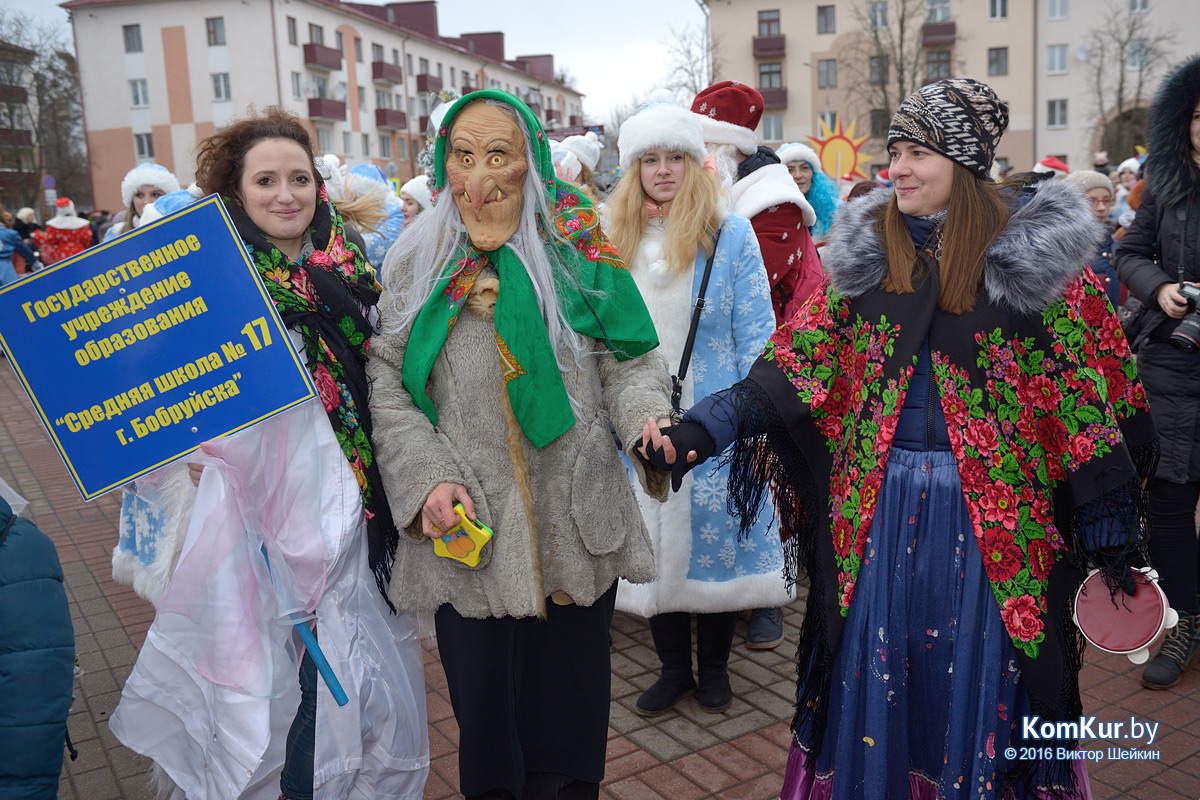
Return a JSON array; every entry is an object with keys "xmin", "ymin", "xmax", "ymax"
[{"xmin": 617, "ymin": 212, "xmax": 793, "ymax": 616}]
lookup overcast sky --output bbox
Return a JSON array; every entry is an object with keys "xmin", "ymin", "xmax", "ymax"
[{"xmin": 13, "ymin": 0, "xmax": 708, "ymax": 123}]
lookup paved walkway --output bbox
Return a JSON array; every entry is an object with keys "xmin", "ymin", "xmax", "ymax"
[{"xmin": 0, "ymin": 361, "xmax": 1196, "ymax": 799}]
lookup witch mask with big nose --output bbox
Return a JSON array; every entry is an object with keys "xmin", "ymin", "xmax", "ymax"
[{"xmin": 446, "ymin": 102, "xmax": 528, "ymax": 251}]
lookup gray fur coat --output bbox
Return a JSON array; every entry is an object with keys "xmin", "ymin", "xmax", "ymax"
[{"xmin": 368, "ymin": 259, "xmax": 672, "ymax": 619}]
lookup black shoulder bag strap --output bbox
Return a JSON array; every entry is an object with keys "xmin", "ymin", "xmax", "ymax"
[{"xmin": 671, "ymin": 230, "xmax": 721, "ymax": 420}]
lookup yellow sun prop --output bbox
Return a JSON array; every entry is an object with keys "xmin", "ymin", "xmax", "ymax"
[{"xmin": 808, "ymin": 117, "xmax": 874, "ymax": 182}]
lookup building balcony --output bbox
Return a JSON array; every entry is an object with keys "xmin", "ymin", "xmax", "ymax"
[
  {"xmin": 569, "ymin": 115, "xmax": 582, "ymax": 127},
  {"xmin": 371, "ymin": 61, "xmax": 404, "ymax": 84},
  {"xmin": 760, "ymin": 87, "xmax": 787, "ymax": 109},
  {"xmin": 545, "ymin": 109, "xmax": 561, "ymax": 124},
  {"xmin": 527, "ymin": 102, "xmax": 542, "ymax": 117},
  {"xmin": 753, "ymin": 35, "xmax": 786, "ymax": 58},
  {"xmin": 415, "ymin": 74, "xmax": 442, "ymax": 94},
  {"xmin": 418, "ymin": 115, "xmax": 430, "ymax": 133},
  {"xmin": 303, "ymin": 42, "xmax": 343, "ymax": 71},
  {"xmin": 0, "ymin": 128, "xmax": 33, "ymax": 146},
  {"xmin": 375, "ymin": 107, "xmax": 407, "ymax": 130},
  {"xmin": 923, "ymin": 21, "xmax": 956, "ymax": 46},
  {"xmin": 308, "ymin": 97, "xmax": 347, "ymax": 121},
  {"xmin": 0, "ymin": 85, "xmax": 27, "ymax": 105},
  {"xmin": 462, "ymin": 85, "xmax": 475, "ymax": 96}
]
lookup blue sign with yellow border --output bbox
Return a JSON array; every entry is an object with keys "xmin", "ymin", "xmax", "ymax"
[{"xmin": 0, "ymin": 196, "xmax": 315, "ymax": 499}]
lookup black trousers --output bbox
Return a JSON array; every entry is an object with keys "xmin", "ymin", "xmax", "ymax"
[
  {"xmin": 1146, "ymin": 477, "xmax": 1200, "ymax": 612},
  {"xmin": 434, "ymin": 583, "xmax": 617, "ymax": 799}
]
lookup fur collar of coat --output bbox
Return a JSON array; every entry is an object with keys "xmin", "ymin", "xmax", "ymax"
[
  {"xmin": 1147, "ymin": 54, "xmax": 1200, "ymax": 209},
  {"xmin": 821, "ymin": 179, "xmax": 1106, "ymax": 317}
]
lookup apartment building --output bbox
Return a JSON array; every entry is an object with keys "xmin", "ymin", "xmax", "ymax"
[
  {"xmin": 705, "ymin": 0, "xmax": 1199, "ymax": 178},
  {"xmin": 65, "ymin": 0, "xmax": 586, "ymax": 211},
  {"xmin": 0, "ymin": 40, "xmax": 37, "ymax": 210}
]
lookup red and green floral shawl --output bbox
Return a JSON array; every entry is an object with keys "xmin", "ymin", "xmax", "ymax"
[{"xmin": 728, "ymin": 255, "xmax": 1156, "ymax": 771}]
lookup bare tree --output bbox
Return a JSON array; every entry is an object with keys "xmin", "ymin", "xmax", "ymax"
[
  {"xmin": 663, "ymin": 25, "xmax": 721, "ymax": 98},
  {"xmin": 1085, "ymin": 1, "xmax": 1175, "ymax": 159},
  {"xmin": 554, "ymin": 67, "xmax": 575, "ymax": 89},
  {"xmin": 0, "ymin": 9, "xmax": 89, "ymax": 211},
  {"xmin": 838, "ymin": 0, "xmax": 929, "ymax": 139}
]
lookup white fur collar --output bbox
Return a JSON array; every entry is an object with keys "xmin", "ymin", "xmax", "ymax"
[
  {"xmin": 729, "ymin": 163, "xmax": 816, "ymax": 226},
  {"xmin": 821, "ymin": 180, "xmax": 1106, "ymax": 315}
]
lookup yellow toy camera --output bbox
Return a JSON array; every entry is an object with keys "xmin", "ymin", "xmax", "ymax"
[{"xmin": 432, "ymin": 503, "xmax": 493, "ymax": 568}]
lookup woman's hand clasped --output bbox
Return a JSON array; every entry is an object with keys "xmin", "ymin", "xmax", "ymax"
[
  {"xmin": 421, "ymin": 482, "xmax": 476, "ymax": 539},
  {"xmin": 635, "ymin": 416, "xmax": 716, "ymax": 492}
]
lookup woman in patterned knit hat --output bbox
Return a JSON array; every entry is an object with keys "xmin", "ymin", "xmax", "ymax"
[{"xmin": 641, "ymin": 78, "xmax": 1155, "ymax": 799}]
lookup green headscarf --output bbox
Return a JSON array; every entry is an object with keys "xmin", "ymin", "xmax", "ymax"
[{"xmin": 401, "ymin": 90, "xmax": 659, "ymax": 448}]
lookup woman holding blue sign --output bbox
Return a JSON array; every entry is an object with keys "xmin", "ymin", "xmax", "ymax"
[{"xmin": 109, "ymin": 108, "xmax": 428, "ymax": 800}]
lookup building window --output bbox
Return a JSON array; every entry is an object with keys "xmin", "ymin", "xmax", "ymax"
[
  {"xmin": 335, "ymin": 32, "xmax": 344, "ymax": 55},
  {"xmin": 870, "ymin": 109, "xmax": 890, "ymax": 137},
  {"xmin": 758, "ymin": 9, "xmax": 780, "ymax": 36},
  {"xmin": 123, "ymin": 24, "xmax": 142, "ymax": 53},
  {"xmin": 817, "ymin": 5, "xmax": 835, "ymax": 33},
  {"xmin": 1130, "ymin": 0, "xmax": 1147, "ymax": 11},
  {"xmin": 989, "ymin": 0, "xmax": 1007, "ymax": 20},
  {"xmin": 988, "ymin": 47, "xmax": 1008, "ymax": 75},
  {"xmin": 379, "ymin": 135, "xmax": 392, "ymax": 159},
  {"xmin": 375, "ymin": 89, "xmax": 389, "ymax": 109},
  {"xmin": 287, "ymin": 17, "xmax": 297, "ymax": 45},
  {"xmin": 134, "ymin": 133, "xmax": 154, "ymax": 159},
  {"xmin": 418, "ymin": 57, "xmax": 429, "ymax": 75},
  {"xmin": 1047, "ymin": 44, "xmax": 1067, "ymax": 74},
  {"xmin": 362, "ymin": 134, "xmax": 370, "ymax": 158},
  {"xmin": 317, "ymin": 128, "xmax": 333, "ymax": 153},
  {"xmin": 343, "ymin": 131, "xmax": 352, "ymax": 154},
  {"xmin": 1128, "ymin": 39, "xmax": 1149, "ymax": 70},
  {"xmin": 818, "ymin": 58, "xmax": 837, "ymax": 88},
  {"xmin": 868, "ymin": 1, "xmax": 888, "ymax": 30},
  {"xmin": 396, "ymin": 93, "xmax": 403, "ymax": 110},
  {"xmin": 870, "ymin": 55, "xmax": 889, "ymax": 84},
  {"xmin": 406, "ymin": 54, "xmax": 413, "ymax": 74},
  {"xmin": 1048, "ymin": 0, "xmax": 1067, "ymax": 19},
  {"xmin": 392, "ymin": 48, "xmax": 400, "ymax": 65},
  {"xmin": 398, "ymin": 138, "xmax": 407, "ymax": 161},
  {"xmin": 206, "ymin": 17, "xmax": 225, "ymax": 46},
  {"xmin": 762, "ymin": 114, "xmax": 783, "ymax": 142},
  {"xmin": 130, "ymin": 79, "xmax": 149, "ymax": 107},
  {"xmin": 309, "ymin": 24, "xmax": 324, "ymax": 46},
  {"xmin": 437, "ymin": 62, "xmax": 444, "ymax": 80},
  {"xmin": 759, "ymin": 62, "xmax": 782, "ymax": 89},
  {"xmin": 450, "ymin": 67, "xmax": 456, "ymax": 87},
  {"xmin": 354, "ymin": 37, "xmax": 363, "ymax": 62},
  {"xmin": 819, "ymin": 110, "xmax": 838, "ymax": 131},
  {"xmin": 314, "ymin": 76, "xmax": 328, "ymax": 98},
  {"xmin": 372, "ymin": 42, "xmax": 384, "ymax": 62},
  {"xmin": 926, "ymin": 50, "xmax": 951, "ymax": 82},
  {"xmin": 1047, "ymin": 98, "xmax": 1068, "ymax": 128},
  {"xmin": 927, "ymin": 0, "xmax": 949, "ymax": 23},
  {"xmin": 212, "ymin": 73, "xmax": 230, "ymax": 102},
  {"xmin": 357, "ymin": 85, "xmax": 366, "ymax": 107},
  {"xmin": 291, "ymin": 72, "xmax": 302, "ymax": 99}
]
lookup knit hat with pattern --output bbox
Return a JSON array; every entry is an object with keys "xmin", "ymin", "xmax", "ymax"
[{"xmin": 886, "ymin": 78, "xmax": 1008, "ymax": 180}]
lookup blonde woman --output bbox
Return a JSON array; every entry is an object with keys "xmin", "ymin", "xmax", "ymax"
[{"xmin": 605, "ymin": 95, "xmax": 789, "ymax": 716}]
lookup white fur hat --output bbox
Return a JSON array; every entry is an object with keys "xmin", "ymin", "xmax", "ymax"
[
  {"xmin": 120, "ymin": 162, "xmax": 181, "ymax": 208},
  {"xmin": 561, "ymin": 131, "xmax": 603, "ymax": 172},
  {"xmin": 617, "ymin": 90, "xmax": 706, "ymax": 171},
  {"xmin": 1116, "ymin": 156, "xmax": 1141, "ymax": 176},
  {"xmin": 400, "ymin": 175, "xmax": 433, "ymax": 212},
  {"xmin": 549, "ymin": 140, "xmax": 582, "ymax": 182},
  {"xmin": 775, "ymin": 142, "xmax": 822, "ymax": 174},
  {"xmin": 315, "ymin": 154, "xmax": 345, "ymax": 203}
]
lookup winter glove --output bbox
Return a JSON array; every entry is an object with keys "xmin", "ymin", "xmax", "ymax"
[
  {"xmin": 640, "ymin": 422, "xmax": 716, "ymax": 493},
  {"xmin": 1091, "ymin": 546, "xmax": 1139, "ymax": 596}
]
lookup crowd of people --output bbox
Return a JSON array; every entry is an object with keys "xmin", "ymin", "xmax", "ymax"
[{"xmin": 4, "ymin": 47, "xmax": 1200, "ymax": 800}]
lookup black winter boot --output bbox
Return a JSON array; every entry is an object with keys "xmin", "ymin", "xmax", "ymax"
[
  {"xmin": 1141, "ymin": 611, "xmax": 1200, "ymax": 690},
  {"xmin": 637, "ymin": 612, "xmax": 695, "ymax": 716},
  {"xmin": 695, "ymin": 611, "xmax": 737, "ymax": 713}
]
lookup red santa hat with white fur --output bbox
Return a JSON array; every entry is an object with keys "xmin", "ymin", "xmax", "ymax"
[{"xmin": 689, "ymin": 81, "xmax": 762, "ymax": 156}]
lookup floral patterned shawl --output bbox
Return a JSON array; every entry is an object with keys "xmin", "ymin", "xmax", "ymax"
[{"xmin": 227, "ymin": 186, "xmax": 399, "ymax": 606}]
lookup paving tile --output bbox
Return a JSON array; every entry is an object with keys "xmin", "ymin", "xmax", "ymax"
[
  {"xmin": 425, "ymin": 689, "xmax": 454, "ymax": 723},
  {"xmin": 66, "ymin": 767, "xmax": 122, "ymax": 800},
  {"xmin": 741, "ymin": 686, "xmax": 795, "ymax": 719},
  {"xmin": 705, "ymin": 709, "xmax": 775, "ymax": 741},
  {"xmin": 605, "ymin": 774, "xmax": 664, "ymax": 800},
  {"xmin": 1090, "ymin": 755, "xmax": 1166, "ymax": 792},
  {"xmin": 626, "ymin": 726, "xmax": 691, "ymax": 762},
  {"xmin": 609, "ymin": 698, "xmax": 652, "ymax": 735},
  {"xmin": 118, "ymin": 774, "xmax": 157, "ymax": 800},
  {"xmin": 731, "ymin": 730, "xmax": 789, "ymax": 769},
  {"xmin": 603, "ymin": 749, "xmax": 661, "ymax": 783},
  {"xmin": 698, "ymin": 741, "xmax": 769, "ymax": 781},
  {"xmin": 607, "ymin": 734, "xmax": 640, "ymax": 760},
  {"xmin": 656, "ymin": 715, "xmax": 721, "ymax": 751},
  {"xmin": 671, "ymin": 752, "xmax": 737, "ymax": 793},
  {"xmin": 421, "ymin": 770, "xmax": 455, "ymax": 799},
  {"xmin": 1151, "ymin": 728, "xmax": 1200, "ymax": 767},
  {"xmin": 712, "ymin": 771, "xmax": 783, "ymax": 800},
  {"xmin": 639, "ymin": 764, "xmax": 707, "ymax": 800},
  {"xmin": 78, "ymin": 668, "xmax": 120, "ymax": 696}
]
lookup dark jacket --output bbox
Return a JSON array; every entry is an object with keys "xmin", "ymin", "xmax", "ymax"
[
  {"xmin": 1113, "ymin": 52, "xmax": 1200, "ymax": 484},
  {"xmin": 0, "ymin": 497, "xmax": 75, "ymax": 798}
]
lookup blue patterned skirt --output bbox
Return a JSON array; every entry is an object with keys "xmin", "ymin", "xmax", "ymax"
[{"xmin": 782, "ymin": 447, "xmax": 1091, "ymax": 800}]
